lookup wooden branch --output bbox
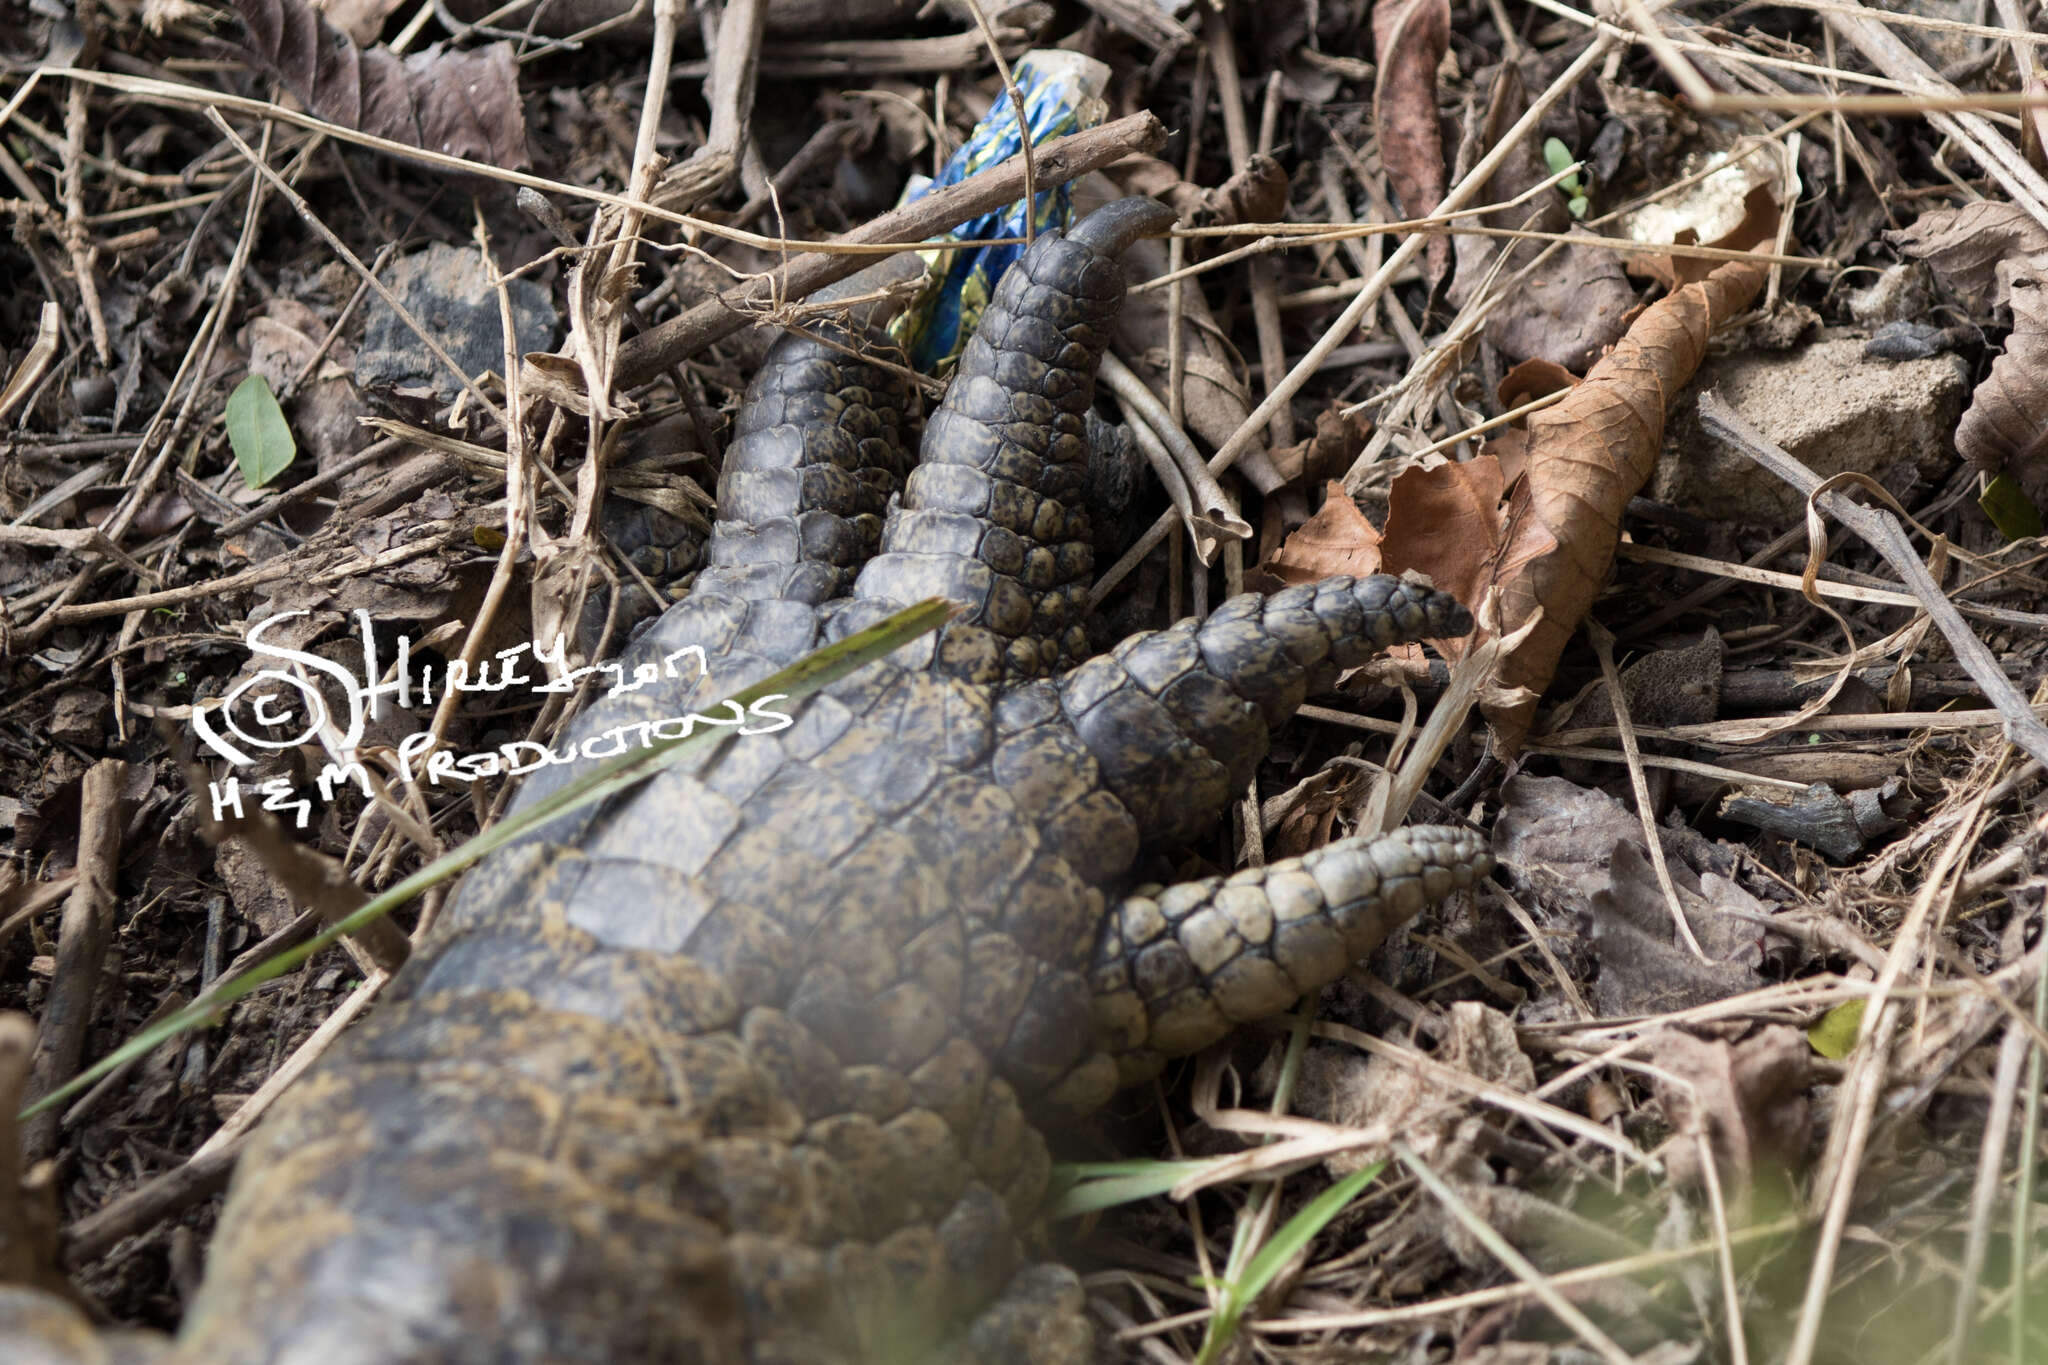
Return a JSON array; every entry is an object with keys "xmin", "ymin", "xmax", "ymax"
[
  {"xmin": 62, "ymin": 1131, "xmax": 246, "ymax": 1265},
  {"xmin": 612, "ymin": 110, "xmax": 1168, "ymax": 389},
  {"xmin": 1697, "ymin": 391, "xmax": 2048, "ymax": 769},
  {"xmin": 22, "ymin": 760, "xmax": 129, "ymax": 1162}
]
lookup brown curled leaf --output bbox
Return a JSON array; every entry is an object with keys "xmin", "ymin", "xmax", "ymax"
[
  {"xmin": 1373, "ymin": 0, "xmax": 1450, "ymax": 282},
  {"xmin": 1958, "ymin": 265, "xmax": 2048, "ymax": 487},
  {"xmin": 1256, "ymin": 481, "xmax": 1383, "ymax": 586},
  {"xmin": 1113, "ymin": 153, "xmax": 1289, "ymax": 228},
  {"xmin": 1383, "ymin": 256, "xmax": 1766, "ymax": 748},
  {"xmin": 1887, "ymin": 201, "xmax": 2048, "ymax": 312},
  {"xmin": 231, "ymin": 0, "xmax": 529, "ymax": 170},
  {"xmin": 1487, "ymin": 257, "xmax": 1767, "ymax": 744},
  {"xmin": 1268, "ymin": 405, "xmax": 1373, "ymax": 488},
  {"xmin": 1380, "ymin": 455, "xmax": 1553, "ymax": 624}
]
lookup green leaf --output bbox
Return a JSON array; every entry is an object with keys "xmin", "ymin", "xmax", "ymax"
[
  {"xmin": 1195, "ymin": 1162, "xmax": 1386, "ymax": 1364},
  {"xmin": 17, "ymin": 598, "xmax": 953, "ymax": 1122},
  {"xmin": 1808, "ymin": 999, "xmax": 1867, "ymax": 1059},
  {"xmin": 1543, "ymin": 137, "xmax": 1575, "ymax": 179},
  {"xmin": 225, "ymin": 374, "xmax": 296, "ymax": 488},
  {"xmin": 1047, "ymin": 1158, "xmax": 1233, "ymax": 1220},
  {"xmin": 1978, "ymin": 473, "xmax": 2044, "ymax": 541},
  {"xmin": 1568, "ymin": 194, "xmax": 1589, "ymax": 219}
]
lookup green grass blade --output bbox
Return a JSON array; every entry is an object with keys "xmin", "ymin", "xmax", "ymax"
[
  {"xmin": 1047, "ymin": 1157, "xmax": 1235, "ymax": 1220},
  {"xmin": 1195, "ymin": 1160, "xmax": 1386, "ymax": 1365},
  {"xmin": 18, "ymin": 598, "xmax": 951, "ymax": 1121}
]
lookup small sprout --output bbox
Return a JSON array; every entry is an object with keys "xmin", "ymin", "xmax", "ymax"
[
  {"xmin": 1979, "ymin": 473, "xmax": 2043, "ymax": 541},
  {"xmin": 1808, "ymin": 998, "xmax": 1867, "ymax": 1059},
  {"xmin": 1543, "ymin": 137, "xmax": 1590, "ymax": 219}
]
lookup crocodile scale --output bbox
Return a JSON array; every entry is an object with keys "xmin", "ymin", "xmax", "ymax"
[{"xmin": 2, "ymin": 198, "xmax": 1491, "ymax": 1363}]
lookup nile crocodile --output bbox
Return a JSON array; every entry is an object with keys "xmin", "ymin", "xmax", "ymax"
[{"xmin": 3, "ymin": 196, "xmax": 1490, "ymax": 1363}]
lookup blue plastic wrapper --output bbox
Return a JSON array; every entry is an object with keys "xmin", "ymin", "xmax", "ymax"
[{"xmin": 889, "ymin": 51, "xmax": 1110, "ymax": 374}]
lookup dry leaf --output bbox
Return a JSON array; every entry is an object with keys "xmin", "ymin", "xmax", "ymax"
[
  {"xmin": 1496, "ymin": 231, "xmax": 1644, "ymax": 370},
  {"xmin": 1380, "ymin": 456, "xmax": 1552, "ymax": 632},
  {"xmin": 1491, "ymin": 258, "xmax": 1766, "ymax": 742},
  {"xmin": 1957, "ymin": 264, "xmax": 2048, "ymax": 486},
  {"xmin": 1268, "ymin": 404, "xmax": 1373, "ymax": 486},
  {"xmin": 1497, "ymin": 357, "xmax": 1578, "ymax": 410},
  {"xmin": 1649, "ymin": 1027, "xmax": 1811, "ymax": 1210},
  {"xmin": 233, "ymin": 0, "xmax": 529, "ymax": 170},
  {"xmin": 1552, "ymin": 629, "xmax": 1723, "ymax": 734},
  {"xmin": 1493, "ymin": 774, "xmax": 1774, "ymax": 1018},
  {"xmin": 1209, "ymin": 154, "xmax": 1290, "ymax": 227},
  {"xmin": 1261, "ymin": 765, "xmax": 1362, "ymax": 859},
  {"xmin": 1118, "ymin": 154, "xmax": 1289, "ymax": 227},
  {"xmin": 1446, "ymin": 65, "xmax": 1638, "ymax": 371},
  {"xmin": 1388, "ymin": 257, "xmax": 1765, "ymax": 746},
  {"xmin": 1587, "ymin": 839, "xmax": 1763, "ymax": 1017},
  {"xmin": 1373, "ymin": 0, "xmax": 1450, "ymax": 282},
  {"xmin": 1888, "ymin": 202, "xmax": 2048, "ymax": 311},
  {"xmin": 1257, "ymin": 482, "xmax": 1382, "ymax": 585},
  {"xmin": 1892, "ymin": 205, "xmax": 2048, "ymax": 499}
]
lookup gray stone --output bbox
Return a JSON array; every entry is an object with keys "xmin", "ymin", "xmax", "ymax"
[
  {"xmin": 1657, "ymin": 331, "xmax": 1967, "ymax": 524},
  {"xmin": 354, "ymin": 243, "xmax": 557, "ymax": 402},
  {"xmin": 1845, "ymin": 261, "xmax": 1936, "ymax": 327}
]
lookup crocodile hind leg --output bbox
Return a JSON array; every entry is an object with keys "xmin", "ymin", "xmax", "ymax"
[{"xmin": 818, "ymin": 199, "xmax": 1182, "ymax": 1365}]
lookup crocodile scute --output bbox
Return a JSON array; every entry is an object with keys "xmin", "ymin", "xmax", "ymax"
[{"xmin": 12, "ymin": 197, "xmax": 1492, "ymax": 1365}]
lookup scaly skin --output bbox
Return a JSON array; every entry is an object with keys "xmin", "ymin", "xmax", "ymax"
[{"xmin": 6, "ymin": 199, "xmax": 1491, "ymax": 1364}]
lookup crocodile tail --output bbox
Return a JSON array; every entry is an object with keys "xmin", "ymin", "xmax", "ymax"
[
  {"xmin": 1056, "ymin": 574, "xmax": 1472, "ymax": 847},
  {"xmin": 1088, "ymin": 825, "xmax": 1495, "ymax": 1089},
  {"xmin": 851, "ymin": 197, "xmax": 1177, "ymax": 684}
]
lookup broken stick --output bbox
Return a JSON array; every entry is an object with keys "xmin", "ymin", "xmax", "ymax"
[
  {"xmin": 612, "ymin": 110, "xmax": 1168, "ymax": 389},
  {"xmin": 1697, "ymin": 390, "xmax": 2048, "ymax": 768}
]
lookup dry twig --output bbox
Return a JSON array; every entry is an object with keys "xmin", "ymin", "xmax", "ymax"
[
  {"xmin": 1699, "ymin": 393, "xmax": 2048, "ymax": 768},
  {"xmin": 21, "ymin": 761, "xmax": 129, "ymax": 1162},
  {"xmin": 614, "ymin": 110, "xmax": 1167, "ymax": 387}
]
